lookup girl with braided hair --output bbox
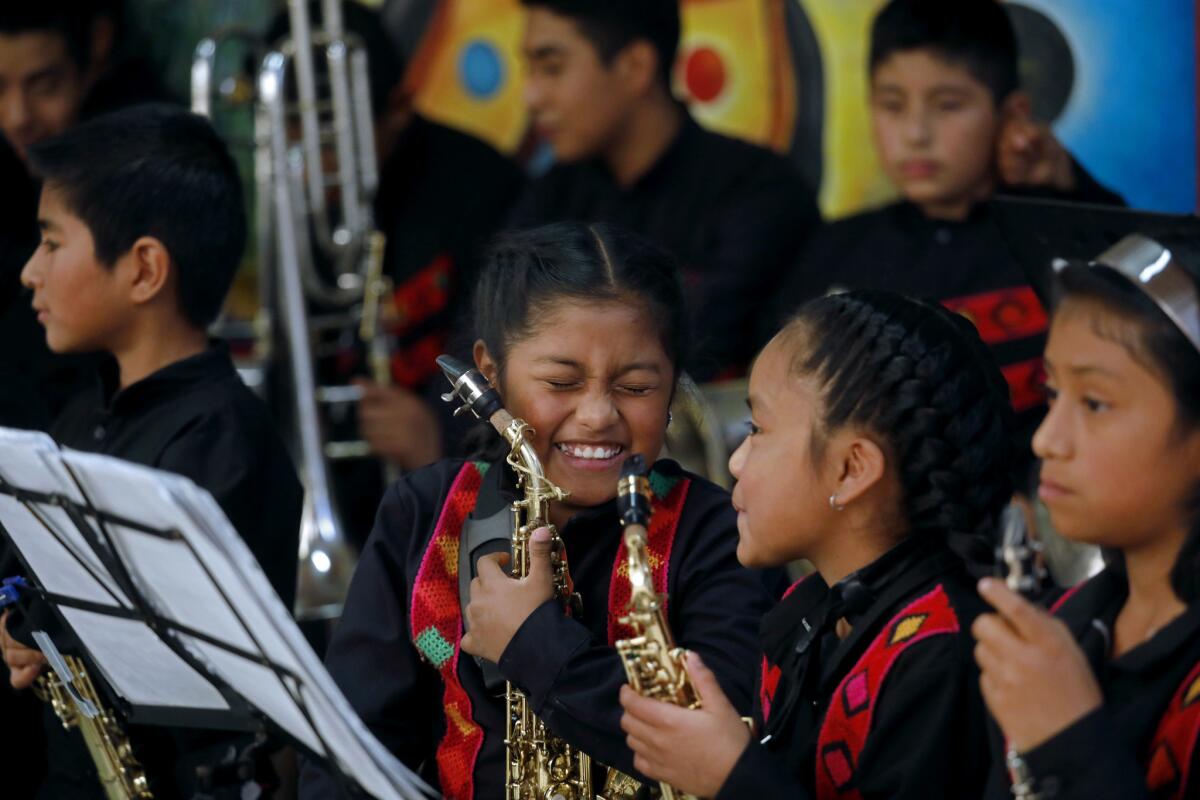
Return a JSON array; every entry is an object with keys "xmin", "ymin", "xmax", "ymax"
[
  {"xmin": 620, "ymin": 289, "xmax": 1015, "ymax": 798},
  {"xmin": 975, "ymin": 234, "xmax": 1200, "ymax": 800}
]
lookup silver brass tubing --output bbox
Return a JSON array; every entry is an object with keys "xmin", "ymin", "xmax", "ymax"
[
  {"xmin": 191, "ymin": 38, "xmax": 217, "ymax": 117},
  {"xmin": 261, "ymin": 53, "xmax": 356, "ymax": 620},
  {"xmin": 350, "ymin": 48, "xmax": 378, "ymax": 198},
  {"xmin": 286, "ymin": 0, "xmax": 333, "ymax": 250}
]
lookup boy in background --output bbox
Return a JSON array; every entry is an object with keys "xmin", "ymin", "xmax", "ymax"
[
  {"xmin": 510, "ymin": 0, "xmax": 819, "ymax": 381},
  {"xmin": 779, "ymin": 0, "xmax": 1123, "ymax": 484},
  {"xmin": 2, "ymin": 104, "xmax": 302, "ymax": 799}
]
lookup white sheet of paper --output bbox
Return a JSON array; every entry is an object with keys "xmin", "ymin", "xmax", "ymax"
[
  {"xmin": 59, "ymin": 607, "xmax": 230, "ymax": 710},
  {"xmin": 59, "ymin": 449, "xmax": 431, "ymax": 799}
]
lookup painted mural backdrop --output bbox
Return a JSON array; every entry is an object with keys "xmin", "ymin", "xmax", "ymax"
[{"xmin": 405, "ymin": 0, "xmax": 1196, "ymax": 216}]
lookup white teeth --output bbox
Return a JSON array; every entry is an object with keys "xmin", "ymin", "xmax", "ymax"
[{"xmin": 557, "ymin": 443, "xmax": 622, "ymax": 460}]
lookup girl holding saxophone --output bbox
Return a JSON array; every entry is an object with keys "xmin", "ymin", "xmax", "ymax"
[
  {"xmin": 299, "ymin": 222, "xmax": 775, "ymax": 799},
  {"xmin": 621, "ymin": 291, "xmax": 1016, "ymax": 798}
]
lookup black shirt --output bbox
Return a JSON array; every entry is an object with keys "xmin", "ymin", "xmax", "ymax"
[
  {"xmin": 11, "ymin": 345, "xmax": 303, "ymax": 799},
  {"xmin": 777, "ymin": 167, "xmax": 1121, "ymax": 488},
  {"xmin": 299, "ymin": 456, "xmax": 774, "ymax": 799},
  {"xmin": 985, "ymin": 569, "xmax": 1200, "ymax": 799},
  {"xmin": 50, "ymin": 346, "xmax": 301, "ymax": 605},
  {"xmin": 509, "ymin": 113, "xmax": 820, "ymax": 381},
  {"xmin": 373, "ymin": 115, "xmax": 525, "ymax": 393},
  {"xmin": 718, "ymin": 539, "xmax": 991, "ymax": 799}
]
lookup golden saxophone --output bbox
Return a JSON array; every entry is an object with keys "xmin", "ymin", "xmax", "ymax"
[
  {"xmin": 438, "ymin": 355, "xmax": 593, "ymax": 800},
  {"xmin": 613, "ymin": 455, "xmax": 700, "ymax": 800},
  {"xmin": 35, "ymin": 655, "xmax": 152, "ymax": 799}
]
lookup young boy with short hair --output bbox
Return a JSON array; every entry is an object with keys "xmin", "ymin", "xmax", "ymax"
[
  {"xmin": 510, "ymin": 0, "xmax": 819, "ymax": 381},
  {"xmin": 778, "ymin": 0, "xmax": 1123, "ymax": 484},
  {"xmin": 2, "ymin": 103, "xmax": 302, "ymax": 799}
]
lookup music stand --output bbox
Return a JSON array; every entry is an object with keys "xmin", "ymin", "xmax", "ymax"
[
  {"xmin": 991, "ymin": 196, "xmax": 1200, "ymax": 304},
  {"xmin": 0, "ymin": 427, "xmax": 431, "ymax": 800}
]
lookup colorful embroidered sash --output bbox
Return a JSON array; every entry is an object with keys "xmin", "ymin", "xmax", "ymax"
[
  {"xmin": 1147, "ymin": 660, "xmax": 1200, "ymax": 800},
  {"xmin": 410, "ymin": 461, "xmax": 486, "ymax": 800},
  {"xmin": 410, "ymin": 462, "xmax": 689, "ymax": 798},
  {"xmin": 814, "ymin": 585, "xmax": 961, "ymax": 800},
  {"xmin": 607, "ymin": 470, "xmax": 689, "ymax": 644},
  {"xmin": 759, "ymin": 576, "xmax": 810, "ymax": 723}
]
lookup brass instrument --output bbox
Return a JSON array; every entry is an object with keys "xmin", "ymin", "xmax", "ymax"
[
  {"xmin": 613, "ymin": 456, "xmax": 699, "ymax": 800},
  {"xmin": 35, "ymin": 654, "xmax": 152, "ymax": 799},
  {"xmin": 195, "ymin": 0, "xmax": 394, "ymax": 620},
  {"xmin": 437, "ymin": 355, "xmax": 594, "ymax": 800}
]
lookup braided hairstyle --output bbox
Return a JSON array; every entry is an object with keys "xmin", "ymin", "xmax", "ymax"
[{"xmin": 787, "ymin": 290, "xmax": 1016, "ymax": 574}]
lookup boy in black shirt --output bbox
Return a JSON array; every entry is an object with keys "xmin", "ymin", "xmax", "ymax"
[
  {"xmin": 2, "ymin": 104, "xmax": 302, "ymax": 798},
  {"xmin": 778, "ymin": 0, "xmax": 1123, "ymax": 482},
  {"xmin": 509, "ymin": 0, "xmax": 819, "ymax": 381}
]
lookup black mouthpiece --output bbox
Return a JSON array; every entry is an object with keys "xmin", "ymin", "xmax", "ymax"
[
  {"xmin": 437, "ymin": 354, "xmax": 503, "ymax": 421},
  {"xmin": 621, "ymin": 453, "xmax": 648, "ymax": 480},
  {"xmin": 617, "ymin": 454, "xmax": 652, "ymax": 527},
  {"xmin": 436, "ymin": 355, "xmax": 468, "ymax": 385}
]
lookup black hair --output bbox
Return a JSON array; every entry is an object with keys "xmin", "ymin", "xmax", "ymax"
[
  {"xmin": 1052, "ymin": 243, "xmax": 1200, "ymax": 603},
  {"xmin": 869, "ymin": 0, "xmax": 1019, "ymax": 104},
  {"xmin": 474, "ymin": 222, "xmax": 688, "ymax": 378},
  {"xmin": 28, "ymin": 103, "xmax": 247, "ymax": 329},
  {"xmin": 520, "ymin": 0, "xmax": 680, "ymax": 89},
  {"xmin": 0, "ymin": 2, "xmax": 97, "ymax": 69},
  {"xmin": 787, "ymin": 290, "xmax": 1016, "ymax": 575}
]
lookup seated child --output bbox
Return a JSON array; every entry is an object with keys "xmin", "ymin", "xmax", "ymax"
[
  {"xmin": 300, "ymin": 222, "xmax": 777, "ymax": 798},
  {"xmin": 778, "ymin": 0, "xmax": 1124, "ymax": 487},
  {"xmin": 974, "ymin": 233, "xmax": 1200, "ymax": 799},
  {"xmin": 622, "ymin": 289, "xmax": 1017, "ymax": 798},
  {"xmin": 1, "ymin": 103, "xmax": 302, "ymax": 799}
]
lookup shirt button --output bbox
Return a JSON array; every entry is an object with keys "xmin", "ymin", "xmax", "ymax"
[{"xmin": 93, "ymin": 425, "xmax": 106, "ymax": 441}]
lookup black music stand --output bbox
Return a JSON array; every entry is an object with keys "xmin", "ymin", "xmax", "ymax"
[
  {"xmin": 0, "ymin": 427, "xmax": 431, "ymax": 800},
  {"xmin": 991, "ymin": 196, "xmax": 1200, "ymax": 304}
]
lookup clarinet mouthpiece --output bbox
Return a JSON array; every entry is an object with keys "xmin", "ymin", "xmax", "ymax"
[
  {"xmin": 437, "ymin": 354, "xmax": 503, "ymax": 421},
  {"xmin": 436, "ymin": 355, "xmax": 469, "ymax": 385}
]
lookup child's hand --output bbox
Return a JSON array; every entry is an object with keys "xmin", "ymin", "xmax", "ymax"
[
  {"xmin": 355, "ymin": 379, "xmax": 442, "ymax": 472},
  {"xmin": 0, "ymin": 610, "xmax": 46, "ymax": 690},
  {"xmin": 972, "ymin": 578, "xmax": 1102, "ymax": 752},
  {"xmin": 619, "ymin": 651, "xmax": 750, "ymax": 797},
  {"xmin": 996, "ymin": 118, "xmax": 1076, "ymax": 192},
  {"xmin": 460, "ymin": 528, "xmax": 556, "ymax": 663}
]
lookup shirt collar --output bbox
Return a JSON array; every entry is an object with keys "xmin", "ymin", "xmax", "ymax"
[
  {"xmin": 580, "ymin": 106, "xmax": 700, "ymax": 195},
  {"xmin": 94, "ymin": 342, "xmax": 234, "ymax": 415},
  {"xmin": 1061, "ymin": 568, "xmax": 1200, "ymax": 674}
]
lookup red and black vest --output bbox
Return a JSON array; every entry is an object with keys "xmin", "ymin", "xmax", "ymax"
[
  {"xmin": 759, "ymin": 582, "xmax": 962, "ymax": 800},
  {"xmin": 407, "ymin": 461, "xmax": 691, "ymax": 799}
]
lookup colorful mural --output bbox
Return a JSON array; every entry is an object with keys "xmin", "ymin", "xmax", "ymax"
[{"xmin": 404, "ymin": 0, "xmax": 1196, "ymax": 217}]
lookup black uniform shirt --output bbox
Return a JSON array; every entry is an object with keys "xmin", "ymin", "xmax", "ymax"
[
  {"xmin": 3, "ymin": 345, "xmax": 303, "ymax": 799},
  {"xmin": 719, "ymin": 539, "xmax": 991, "ymax": 799},
  {"xmin": 777, "ymin": 165, "xmax": 1124, "ymax": 486},
  {"xmin": 299, "ymin": 456, "xmax": 774, "ymax": 799},
  {"xmin": 985, "ymin": 569, "xmax": 1200, "ymax": 799},
  {"xmin": 50, "ymin": 345, "xmax": 302, "ymax": 604},
  {"xmin": 509, "ymin": 113, "xmax": 820, "ymax": 381}
]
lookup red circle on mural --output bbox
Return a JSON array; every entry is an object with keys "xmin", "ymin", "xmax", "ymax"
[{"xmin": 684, "ymin": 46, "xmax": 726, "ymax": 103}]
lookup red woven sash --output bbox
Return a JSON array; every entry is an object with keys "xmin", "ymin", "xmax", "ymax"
[{"xmin": 814, "ymin": 585, "xmax": 960, "ymax": 800}]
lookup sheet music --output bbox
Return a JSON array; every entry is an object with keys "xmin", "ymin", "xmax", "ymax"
[
  {"xmin": 59, "ymin": 449, "xmax": 431, "ymax": 799},
  {"xmin": 0, "ymin": 430, "xmax": 124, "ymax": 604}
]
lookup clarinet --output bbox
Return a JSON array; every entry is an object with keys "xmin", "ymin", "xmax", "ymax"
[{"xmin": 995, "ymin": 502, "xmax": 1050, "ymax": 800}]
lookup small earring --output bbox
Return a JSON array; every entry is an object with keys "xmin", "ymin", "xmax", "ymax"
[
  {"xmin": 667, "ymin": 411, "xmax": 674, "ymax": 427},
  {"xmin": 829, "ymin": 493, "xmax": 845, "ymax": 512}
]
